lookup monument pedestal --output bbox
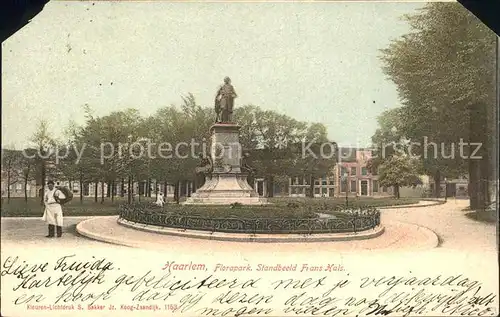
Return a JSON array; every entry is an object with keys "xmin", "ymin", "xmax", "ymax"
[{"xmin": 184, "ymin": 123, "xmax": 267, "ymax": 205}]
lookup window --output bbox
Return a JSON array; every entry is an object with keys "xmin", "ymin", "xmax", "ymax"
[
  {"xmin": 361, "ymin": 167, "xmax": 368, "ymax": 176},
  {"xmin": 351, "ymin": 167, "xmax": 357, "ymax": 176},
  {"xmin": 350, "ymin": 180, "xmax": 357, "ymax": 193},
  {"xmin": 341, "ymin": 166, "xmax": 348, "ymax": 176},
  {"xmin": 329, "ymin": 179, "xmax": 335, "ymax": 185},
  {"xmin": 315, "ymin": 179, "xmax": 320, "ymax": 185},
  {"xmin": 372, "ymin": 180, "xmax": 379, "ymax": 193},
  {"xmin": 322, "ymin": 188, "xmax": 327, "ymax": 195},
  {"xmin": 16, "ymin": 184, "xmax": 22, "ymax": 190},
  {"xmin": 382, "ymin": 186, "xmax": 387, "ymax": 193},
  {"xmin": 341, "ymin": 180, "xmax": 347, "ymax": 192},
  {"xmin": 298, "ymin": 177, "xmax": 303, "ymax": 185},
  {"xmin": 291, "ymin": 178, "xmax": 297, "ymax": 185},
  {"xmin": 315, "ymin": 188, "xmax": 320, "ymax": 194},
  {"xmin": 322, "ymin": 180, "xmax": 327, "ymax": 185}
]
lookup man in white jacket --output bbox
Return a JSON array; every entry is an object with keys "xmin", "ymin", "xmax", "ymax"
[
  {"xmin": 42, "ymin": 180, "xmax": 65, "ymax": 238},
  {"xmin": 155, "ymin": 192, "xmax": 165, "ymax": 207}
]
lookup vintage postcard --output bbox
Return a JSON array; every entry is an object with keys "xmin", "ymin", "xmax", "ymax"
[{"xmin": 1, "ymin": 0, "xmax": 498, "ymax": 316}]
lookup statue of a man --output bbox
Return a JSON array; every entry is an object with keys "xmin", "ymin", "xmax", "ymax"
[{"xmin": 215, "ymin": 77, "xmax": 237, "ymax": 123}]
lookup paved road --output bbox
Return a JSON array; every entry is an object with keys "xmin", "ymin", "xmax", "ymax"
[
  {"xmin": 1, "ymin": 216, "xmax": 114, "ymax": 248},
  {"xmin": 381, "ymin": 199, "xmax": 497, "ymax": 252}
]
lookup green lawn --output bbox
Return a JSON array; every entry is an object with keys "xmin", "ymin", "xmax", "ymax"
[
  {"xmin": 1, "ymin": 196, "xmax": 420, "ymax": 217},
  {"xmin": 269, "ymin": 196, "xmax": 420, "ymax": 208}
]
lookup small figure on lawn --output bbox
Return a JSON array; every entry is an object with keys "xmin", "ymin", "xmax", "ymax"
[{"xmin": 155, "ymin": 192, "xmax": 166, "ymax": 207}]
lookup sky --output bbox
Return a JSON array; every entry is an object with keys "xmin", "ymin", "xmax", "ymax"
[{"xmin": 2, "ymin": 0, "xmax": 427, "ymax": 149}]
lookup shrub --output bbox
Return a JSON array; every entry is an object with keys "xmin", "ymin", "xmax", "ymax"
[{"xmin": 286, "ymin": 202, "xmax": 300, "ymax": 209}]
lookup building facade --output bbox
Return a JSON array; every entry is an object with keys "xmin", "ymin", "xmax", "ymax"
[
  {"xmin": 287, "ymin": 148, "xmax": 393, "ymax": 197},
  {"xmin": 429, "ymin": 176, "xmax": 469, "ymax": 198},
  {"xmin": 1, "ymin": 179, "xmax": 38, "ymax": 198}
]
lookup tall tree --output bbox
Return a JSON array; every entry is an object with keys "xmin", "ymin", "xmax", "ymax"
[
  {"xmin": 19, "ymin": 149, "xmax": 36, "ymax": 202},
  {"xmin": 30, "ymin": 120, "xmax": 56, "ymax": 203},
  {"xmin": 250, "ymin": 108, "xmax": 308, "ymax": 197},
  {"xmin": 380, "ymin": 2, "xmax": 496, "ymax": 208},
  {"xmin": 377, "ymin": 153, "xmax": 422, "ymax": 199}
]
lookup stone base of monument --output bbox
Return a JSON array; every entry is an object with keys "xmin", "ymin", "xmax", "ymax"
[
  {"xmin": 184, "ymin": 122, "xmax": 268, "ymax": 205},
  {"xmin": 184, "ymin": 173, "xmax": 268, "ymax": 205}
]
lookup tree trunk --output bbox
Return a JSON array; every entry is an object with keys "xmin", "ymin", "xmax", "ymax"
[
  {"xmin": 132, "ymin": 179, "xmax": 136, "ymax": 202},
  {"xmin": 120, "ymin": 178, "xmax": 125, "ymax": 197},
  {"xmin": 469, "ymin": 104, "xmax": 490, "ymax": 209},
  {"xmin": 7, "ymin": 171, "xmax": 11, "ymax": 202},
  {"xmin": 174, "ymin": 181, "xmax": 180, "ymax": 204},
  {"xmin": 106, "ymin": 181, "xmax": 111, "ymax": 198},
  {"xmin": 23, "ymin": 163, "xmax": 31, "ymax": 202},
  {"xmin": 266, "ymin": 175, "xmax": 275, "ymax": 198},
  {"xmin": 127, "ymin": 176, "xmax": 132, "ymax": 204},
  {"xmin": 182, "ymin": 180, "xmax": 188, "ymax": 197},
  {"xmin": 468, "ymin": 102, "xmax": 489, "ymax": 209},
  {"xmin": 468, "ymin": 161, "xmax": 478, "ymax": 209},
  {"xmin": 101, "ymin": 182, "xmax": 105, "ymax": 204},
  {"xmin": 309, "ymin": 175, "xmax": 315, "ymax": 198},
  {"xmin": 111, "ymin": 180, "xmax": 115, "ymax": 202},
  {"xmin": 434, "ymin": 170, "xmax": 441, "ymax": 198},
  {"xmin": 164, "ymin": 180, "xmax": 168, "ymax": 198},
  {"xmin": 394, "ymin": 185, "xmax": 400, "ymax": 199},
  {"xmin": 79, "ymin": 172, "xmax": 84, "ymax": 204},
  {"xmin": 155, "ymin": 180, "xmax": 158, "ymax": 200},
  {"xmin": 478, "ymin": 160, "xmax": 489, "ymax": 209},
  {"xmin": 40, "ymin": 159, "xmax": 46, "ymax": 205},
  {"xmin": 93, "ymin": 181, "xmax": 97, "ymax": 202},
  {"xmin": 24, "ymin": 177, "xmax": 28, "ymax": 202},
  {"xmin": 7, "ymin": 170, "xmax": 11, "ymax": 203},
  {"xmin": 477, "ymin": 103, "xmax": 490, "ymax": 209}
]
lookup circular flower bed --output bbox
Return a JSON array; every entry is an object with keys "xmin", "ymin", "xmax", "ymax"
[{"xmin": 118, "ymin": 203, "xmax": 381, "ymax": 234}]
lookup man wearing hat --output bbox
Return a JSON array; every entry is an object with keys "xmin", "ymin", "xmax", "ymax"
[{"xmin": 42, "ymin": 180, "xmax": 65, "ymax": 238}]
